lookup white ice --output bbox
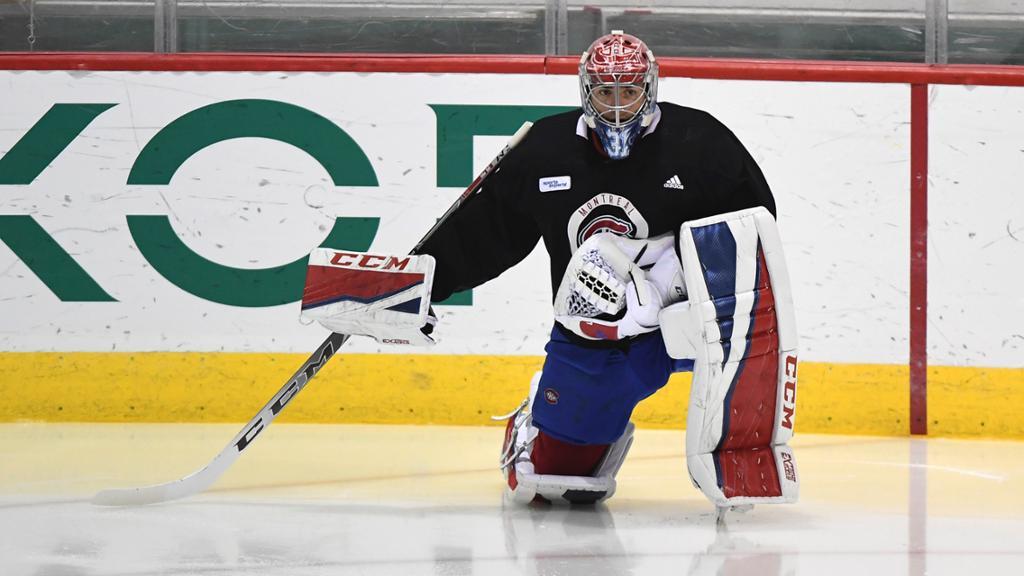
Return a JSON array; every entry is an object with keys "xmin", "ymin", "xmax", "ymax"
[{"xmin": 2, "ymin": 423, "xmax": 1022, "ymax": 575}]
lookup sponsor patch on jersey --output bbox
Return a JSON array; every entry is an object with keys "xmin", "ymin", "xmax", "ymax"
[{"xmin": 539, "ymin": 176, "xmax": 572, "ymax": 193}]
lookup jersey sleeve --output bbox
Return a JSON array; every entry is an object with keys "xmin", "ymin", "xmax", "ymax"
[{"xmin": 416, "ymin": 147, "xmax": 542, "ymax": 302}]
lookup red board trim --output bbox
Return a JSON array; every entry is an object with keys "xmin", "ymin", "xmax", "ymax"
[{"xmin": 2, "ymin": 53, "xmax": 1024, "ymax": 86}]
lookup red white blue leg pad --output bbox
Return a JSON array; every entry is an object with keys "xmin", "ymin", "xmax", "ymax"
[{"xmin": 660, "ymin": 207, "xmax": 799, "ymax": 507}]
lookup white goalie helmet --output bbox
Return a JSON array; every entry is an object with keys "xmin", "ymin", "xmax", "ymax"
[{"xmin": 579, "ymin": 30, "xmax": 659, "ymax": 160}]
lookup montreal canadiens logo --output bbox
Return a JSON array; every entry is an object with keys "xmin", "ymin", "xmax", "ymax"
[
  {"xmin": 582, "ymin": 216, "xmax": 632, "ymax": 241},
  {"xmin": 544, "ymin": 388, "xmax": 560, "ymax": 405},
  {"xmin": 567, "ymin": 193, "xmax": 649, "ymax": 251}
]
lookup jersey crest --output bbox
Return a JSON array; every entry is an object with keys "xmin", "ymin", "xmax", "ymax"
[{"xmin": 567, "ymin": 193, "xmax": 650, "ymax": 250}]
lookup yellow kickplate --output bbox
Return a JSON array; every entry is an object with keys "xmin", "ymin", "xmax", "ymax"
[{"xmin": 0, "ymin": 353, "xmax": 1020, "ymax": 438}]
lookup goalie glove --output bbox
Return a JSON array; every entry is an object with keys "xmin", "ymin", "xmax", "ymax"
[
  {"xmin": 300, "ymin": 248, "xmax": 438, "ymax": 345},
  {"xmin": 553, "ymin": 233, "xmax": 678, "ymax": 341}
]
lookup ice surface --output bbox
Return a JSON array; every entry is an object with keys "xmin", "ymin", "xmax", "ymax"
[{"xmin": 2, "ymin": 424, "xmax": 1022, "ymax": 575}]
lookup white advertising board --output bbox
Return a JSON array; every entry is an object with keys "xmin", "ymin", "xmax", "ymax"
[
  {"xmin": 930, "ymin": 84, "xmax": 1024, "ymax": 368},
  {"xmin": 2, "ymin": 70, "xmax": 1005, "ymax": 368}
]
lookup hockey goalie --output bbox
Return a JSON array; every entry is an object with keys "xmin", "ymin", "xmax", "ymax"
[{"xmin": 300, "ymin": 31, "xmax": 799, "ymax": 510}]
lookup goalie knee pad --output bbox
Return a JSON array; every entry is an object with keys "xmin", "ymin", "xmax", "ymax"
[
  {"xmin": 497, "ymin": 372, "xmax": 635, "ymax": 505},
  {"xmin": 672, "ymin": 207, "xmax": 800, "ymax": 507}
]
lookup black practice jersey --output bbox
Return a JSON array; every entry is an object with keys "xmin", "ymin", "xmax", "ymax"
[{"xmin": 419, "ymin": 102, "xmax": 776, "ymax": 303}]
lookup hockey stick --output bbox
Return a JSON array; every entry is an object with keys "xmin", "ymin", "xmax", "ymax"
[
  {"xmin": 92, "ymin": 120, "xmax": 533, "ymax": 506},
  {"xmin": 92, "ymin": 332, "xmax": 348, "ymax": 506}
]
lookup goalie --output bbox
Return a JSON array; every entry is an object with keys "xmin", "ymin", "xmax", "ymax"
[{"xmin": 302, "ymin": 31, "xmax": 798, "ymax": 509}]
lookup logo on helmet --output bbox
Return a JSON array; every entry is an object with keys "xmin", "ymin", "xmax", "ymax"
[{"xmin": 590, "ymin": 41, "xmax": 647, "ymax": 84}]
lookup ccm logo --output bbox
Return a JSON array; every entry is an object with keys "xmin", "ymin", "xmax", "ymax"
[
  {"xmin": 781, "ymin": 451, "xmax": 797, "ymax": 482},
  {"xmin": 781, "ymin": 355, "xmax": 797, "ymax": 430},
  {"xmin": 330, "ymin": 252, "xmax": 411, "ymax": 271}
]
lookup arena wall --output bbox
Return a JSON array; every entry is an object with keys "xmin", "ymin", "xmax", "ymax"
[{"xmin": 0, "ymin": 55, "xmax": 1021, "ymax": 437}]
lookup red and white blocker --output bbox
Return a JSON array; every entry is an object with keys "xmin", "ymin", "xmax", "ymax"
[
  {"xmin": 300, "ymin": 248, "xmax": 437, "ymax": 346},
  {"xmin": 660, "ymin": 207, "xmax": 800, "ymax": 507}
]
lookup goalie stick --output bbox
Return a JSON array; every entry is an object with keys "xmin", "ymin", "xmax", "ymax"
[
  {"xmin": 91, "ymin": 332, "xmax": 347, "ymax": 506},
  {"xmin": 92, "ymin": 121, "xmax": 534, "ymax": 506}
]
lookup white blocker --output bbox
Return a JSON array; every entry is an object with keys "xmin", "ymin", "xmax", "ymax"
[{"xmin": 300, "ymin": 248, "xmax": 437, "ymax": 346}]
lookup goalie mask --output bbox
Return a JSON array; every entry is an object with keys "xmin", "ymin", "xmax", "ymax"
[{"xmin": 579, "ymin": 31, "xmax": 659, "ymax": 160}]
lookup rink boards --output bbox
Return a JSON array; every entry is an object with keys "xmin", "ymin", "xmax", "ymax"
[
  {"xmin": 1, "ymin": 67, "xmax": 1022, "ymax": 437},
  {"xmin": 2, "ymin": 353, "xmax": 1023, "ymax": 438}
]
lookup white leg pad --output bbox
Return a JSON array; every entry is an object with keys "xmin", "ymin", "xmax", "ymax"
[{"xmin": 676, "ymin": 207, "xmax": 800, "ymax": 507}]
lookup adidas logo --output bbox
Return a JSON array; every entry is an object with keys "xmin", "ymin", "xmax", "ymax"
[{"xmin": 663, "ymin": 175, "xmax": 685, "ymax": 190}]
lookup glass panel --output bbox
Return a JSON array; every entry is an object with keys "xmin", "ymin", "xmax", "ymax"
[
  {"xmin": 569, "ymin": 1, "xmax": 928, "ymax": 62},
  {"xmin": 7, "ymin": 0, "xmax": 1023, "ymax": 64},
  {"xmin": 948, "ymin": 0, "xmax": 1024, "ymax": 64},
  {"xmin": 0, "ymin": 0, "xmax": 155, "ymax": 52},
  {"xmin": 175, "ymin": 0, "xmax": 546, "ymax": 53}
]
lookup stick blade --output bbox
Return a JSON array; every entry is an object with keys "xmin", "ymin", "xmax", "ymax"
[
  {"xmin": 92, "ymin": 479, "xmax": 196, "ymax": 507},
  {"xmin": 92, "ymin": 463, "xmax": 223, "ymax": 506}
]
